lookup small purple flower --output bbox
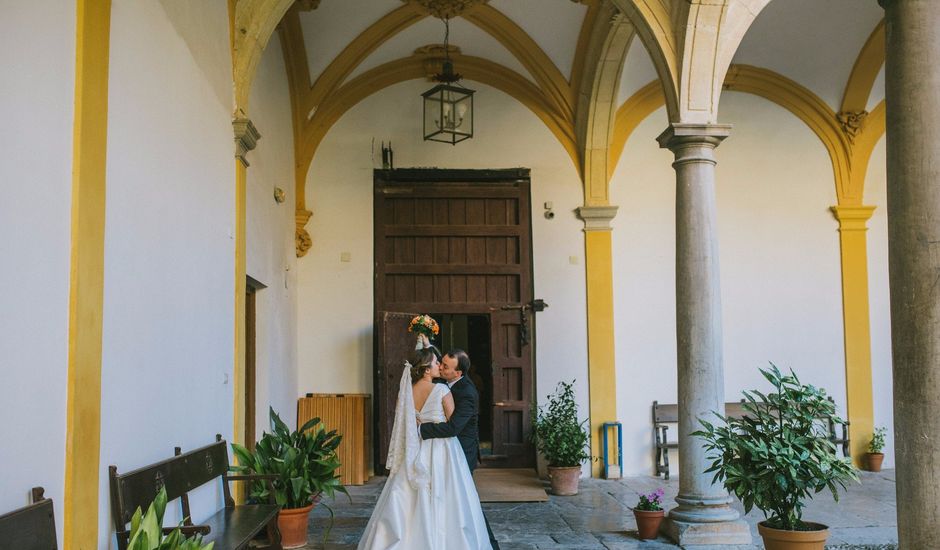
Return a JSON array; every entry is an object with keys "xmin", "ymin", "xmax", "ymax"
[{"xmin": 636, "ymin": 487, "xmax": 665, "ymax": 511}]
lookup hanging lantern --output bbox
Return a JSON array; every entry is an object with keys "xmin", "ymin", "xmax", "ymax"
[{"xmin": 422, "ymin": 20, "xmax": 475, "ymax": 144}]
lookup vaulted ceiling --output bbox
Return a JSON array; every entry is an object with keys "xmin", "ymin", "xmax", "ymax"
[{"xmin": 228, "ymin": 0, "xmax": 886, "ymax": 254}]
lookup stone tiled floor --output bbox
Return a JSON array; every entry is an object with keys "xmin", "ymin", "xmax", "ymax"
[{"xmin": 303, "ymin": 470, "xmax": 897, "ymax": 549}]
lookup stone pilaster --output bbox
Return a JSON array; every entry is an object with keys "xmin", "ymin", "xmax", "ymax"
[
  {"xmin": 879, "ymin": 0, "xmax": 940, "ymax": 546},
  {"xmin": 657, "ymin": 123, "xmax": 750, "ymax": 545},
  {"xmin": 577, "ymin": 206, "xmax": 619, "ymax": 477}
]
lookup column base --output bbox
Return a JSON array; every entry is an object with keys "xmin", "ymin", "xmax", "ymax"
[{"xmin": 661, "ymin": 517, "xmax": 752, "ymax": 546}]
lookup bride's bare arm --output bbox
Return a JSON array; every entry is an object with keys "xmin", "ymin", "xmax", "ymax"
[{"xmin": 442, "ymin": 392, "xmax": 455, "ymax": 420}]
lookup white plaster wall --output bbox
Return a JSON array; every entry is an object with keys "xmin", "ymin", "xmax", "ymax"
[
  {"xmin": 99, "ymin": 1, "xmax": 234, "ymax": 546},
  {"xmin": 612, "ymin": 93, "xmax": 850, "ymax": 476},
  {"xmin": 296, "ymin": 80, "xmax": 591, "ymax": 459},
  {"xmin": 865, "ymin": 136, "xmax": 893, "ymax": 468},
  {"xmin": 0, "ymin": 2, "xmax": 74, "ymax": 537},
  {"xmin": 246, "ymin": 33, "xmax": 300, "ymax": 431}
]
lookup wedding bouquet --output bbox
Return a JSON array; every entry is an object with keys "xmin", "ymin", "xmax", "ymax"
[{"xmin": 408, "ymin": 314, "xmax": 439, "ymax": 340}]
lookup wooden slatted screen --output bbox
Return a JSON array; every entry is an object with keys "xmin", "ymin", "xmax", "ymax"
[{"xmin": 297, "ymin": 394, "xmax": 371, "ymax": 485}]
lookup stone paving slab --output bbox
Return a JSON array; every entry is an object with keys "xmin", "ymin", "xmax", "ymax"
[{"xmin": 301, "ymin": 470, "xmax": 898, "ymax": 549}]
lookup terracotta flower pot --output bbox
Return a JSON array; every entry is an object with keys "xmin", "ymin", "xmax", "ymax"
[
  {"xmin": 277, "ymin": 503, "xmax": 314, "ymax": 549},
  {"xmin": 866, "ymin": 452, "xmax": 885, "ymax": 472},
  {"xmin": 633, "ymin": 509, "xmax": 664, "ymax": 540},
  {"xmin": 758, "ymin": 521, "xmax": 829, "ymax": 550},
  {"xmin": 547, "ymin": 466, "xmax": 581, "ymax": 495}
]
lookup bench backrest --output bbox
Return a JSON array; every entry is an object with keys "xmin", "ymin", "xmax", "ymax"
[
  {"xmin": 0, "ymin": 487, "xmax": 57, "ymax": 550},
  {"xmin": 653, "ymin": 401, "xmax": 746, "ymax": 424},
  {"xmin": 109, "ymin": 437, "xmax": 230, "ymax": 529}
]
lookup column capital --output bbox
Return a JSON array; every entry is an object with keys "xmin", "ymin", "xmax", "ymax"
[
  {"xmin": 830, "ymin": 205, "xmax": 876, "ymax": 231},
  {"xmin": 577, "ymin": 205, "xmax": 619, "ymax": 231},
  {"xmin": 657, "ymin": 123, "xmax": 732, "ymax": 151},
  {"xmin": 233, "ymin": 118, "xmax": 261, "ymax": 166}
]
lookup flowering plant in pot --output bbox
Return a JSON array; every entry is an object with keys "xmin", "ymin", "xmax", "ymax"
[
  {"xmin": 632, "ymin": 488, "xmax": 665, "ymax": 540},
  {"xmin": 531, "ymin": 380, "xmax": 590, "ymax": 495},
  {"xmin": 232, "ymin": 407, "xmax": 349, "ymax": 548},
  {"xmin": 866, "ymin": 426, "xmax": 887, "ymax": 472},
  {"xmin": 693, "ymin": 365, "xmax": 858, "ymax": 550}
]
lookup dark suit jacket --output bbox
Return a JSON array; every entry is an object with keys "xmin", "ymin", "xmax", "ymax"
[{"xmin": 420, "ymin": 377, "xmax": 480, "ymax": 471}]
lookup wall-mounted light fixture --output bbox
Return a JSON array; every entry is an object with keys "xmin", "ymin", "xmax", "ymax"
[{"xmin": 274, "ymin": 187, "xmax": 286, "ymax": 204}]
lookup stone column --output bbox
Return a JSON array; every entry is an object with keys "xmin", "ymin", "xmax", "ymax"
[
  {"xmin": 657, "ymin": 123, "xmax": 750, "ymax": 545},
  {"xmin": 879, "ymin": 1, "xmax": 940, "ymax": 547}
]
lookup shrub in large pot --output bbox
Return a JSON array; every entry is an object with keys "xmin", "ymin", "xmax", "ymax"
[
  {"xmin": 693, "ymin": 365, "xmax": 858, "ymax": 550},
  {"xmin": 532, "ymin": 380, "xmax": 590, "ymax": 495},
  {"xmin": 232, "ymin": 407, "xmax": 348, "ymax": 549}
]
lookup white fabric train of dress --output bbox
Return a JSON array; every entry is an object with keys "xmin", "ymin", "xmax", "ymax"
[{"xmin": 357, "ymin": 383, "xmax": 493, "ymax": 550}]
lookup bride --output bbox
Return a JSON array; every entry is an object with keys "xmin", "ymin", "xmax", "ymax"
[{"xmin": 357, "ymin": 341, "xmax": 493, "ymax": 550}]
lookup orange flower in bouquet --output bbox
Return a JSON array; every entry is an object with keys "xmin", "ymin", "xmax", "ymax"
[{"xmin": 408, "ymin": 314, "xmax": 440, "ymax": 340}]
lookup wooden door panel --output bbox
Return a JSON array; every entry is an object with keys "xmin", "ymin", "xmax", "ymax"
[
  {"xmin": 374, "ymin": 169, "xmax": 534, "ymax": 468},
  {"xmin": 375, "ymin": 310, "xmax": 419, "ymax": 470},
  {"xmin": 490, "ymin": 309, "xmax": 534, "ymax": 467}
]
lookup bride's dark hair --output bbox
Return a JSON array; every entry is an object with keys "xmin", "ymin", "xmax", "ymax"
[{"xmin": 410, "ymin": 347, "xmax": 437, "ymax": 384}]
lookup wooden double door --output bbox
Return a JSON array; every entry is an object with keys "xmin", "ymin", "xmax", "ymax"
[{"xmin": 373, "ymin": 169, "xmax": 535, "ymax": 470}]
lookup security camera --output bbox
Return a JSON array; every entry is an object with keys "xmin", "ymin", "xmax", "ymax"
[{"xmin": 544, "ymin": 210, "xmax": 555, "ymax": 220}]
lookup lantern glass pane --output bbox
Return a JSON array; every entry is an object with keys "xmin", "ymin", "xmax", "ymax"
[{"xmin": 422, "ymin": 84, "xmax": 474, "ymax": 144}]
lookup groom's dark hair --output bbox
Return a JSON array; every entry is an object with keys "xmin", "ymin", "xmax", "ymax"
[{"xmin": 446, "ymin": 349, "xmax": 471, "ymax": 375}]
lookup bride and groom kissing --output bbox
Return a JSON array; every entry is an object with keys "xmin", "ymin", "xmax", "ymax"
[{"xmin": 358, "ymin": 332, "xmax": 500, "ymax": 549}]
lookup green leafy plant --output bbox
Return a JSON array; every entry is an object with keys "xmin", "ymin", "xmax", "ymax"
[
  {"xmin": 126, "ymin": 487, "xmax": 213, "ymax": 550},
  {"xmin": 531, "ymin": 380, "xmax": 590, "ymax": 467},
  {"xmin": 868, "ymin": 426, "xmax": 887, "ymax": 454},
  {"xmin": 693, "ymin": 364, "xmax": 858, "ymax": 531},
  {"xmin": 231, "ymin": 408, "xmax": 349, "ymax": 538},
  {"xmin": 231, "ymin": 407, "xmax": 349, "ymax": 508},
  {"xmin": 635, "ymin": 488, "xmax": 665, "ymax": 512}
]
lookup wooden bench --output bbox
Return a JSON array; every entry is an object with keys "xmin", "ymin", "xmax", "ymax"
[
  {"xmin": 653, "ymin": 399, "xmax": 850, "ymax": 479},
  {"xmin": 109, "ymin": 435, "xmax": 282, "ymax": 550},
  {"xmin": 0, "ymin": 487, "xmax": 57, "ymax": 549}
]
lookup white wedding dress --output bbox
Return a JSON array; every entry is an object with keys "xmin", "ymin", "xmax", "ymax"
[{"xmin": 358, "ymin": 369, "xmax": 493, "ymax": 550}]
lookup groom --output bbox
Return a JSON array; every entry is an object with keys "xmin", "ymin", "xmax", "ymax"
[{"xmin": 419, "ymin": 349, "xmax": 500, "ymax": 549}]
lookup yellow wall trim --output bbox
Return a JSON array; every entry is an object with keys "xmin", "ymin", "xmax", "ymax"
[{"xmin": 64, "ymin": 1, "xmax": 111, "ymax": 547}]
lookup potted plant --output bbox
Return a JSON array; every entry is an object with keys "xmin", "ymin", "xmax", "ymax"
[
  {"xmin": 232, "ymin": 407, "xmax": 349, "ymax": 549},
  {"xmin": 632, "ymin": 488, "xmax": 665, "ymax": 540},
  {"xmin": 693, "ymin": 365, "xmax": 858, "ymax": 550},
  {"xmin": 126, "ymin": 487, "xmax": 214, "ymax": 550},
  {"xmin": 531, "ymin": 380, "xmax": 590, "ymax": 495},
  {"xmin": 866, "ymin": 426, "xmax": 887, "ymax": 472}
]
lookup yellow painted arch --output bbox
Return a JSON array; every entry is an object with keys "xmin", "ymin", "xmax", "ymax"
[
  {"xmin": 465, "ymin": 5, "xmax": 574, "ymax": 121},
  {"xmin": 304, "ymin": 4, "xmax": 427, "ymax": 116},
  {"xmin": 841, "ymin": 20, "xmax": 885, "ymax": 114},
  {"xmin": 609, "ymin": 65, "xmax": 886, "ymax": 206},
  {"xmin": 295, "ymin": 54, "xmax": 577, "ymax": 212}
]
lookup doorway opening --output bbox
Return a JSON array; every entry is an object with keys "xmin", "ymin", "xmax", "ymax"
[
  {"xmin": 434, "ymin": 314, "xmax": 494, "ymax": 456},
  {"xmin": 373, "ymin": 168, "xmax": 536, "ymax": 470}
]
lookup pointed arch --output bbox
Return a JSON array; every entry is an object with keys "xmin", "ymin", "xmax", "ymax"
[{"xmin": 294, "ymin": 54, "xmax": 577, "ymax": 213}]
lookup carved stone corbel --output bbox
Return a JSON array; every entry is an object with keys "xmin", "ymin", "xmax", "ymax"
[
  {"xmin": 233, "ymin": 118, "xmax": 261, "ymax": 166},
  {"xmin": 296, "ymin": 209, "xmax": 313, "ymax": 257},
  {"xmin": 836, "ymin": 110, "xmax": 868, "ymax": 144}
]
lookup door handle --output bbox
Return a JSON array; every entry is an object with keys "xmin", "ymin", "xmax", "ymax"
[{"xmin": 494, "ymin": 402, "xmax": 507, "ymax": 407}]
